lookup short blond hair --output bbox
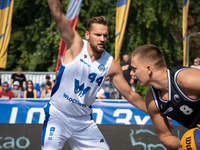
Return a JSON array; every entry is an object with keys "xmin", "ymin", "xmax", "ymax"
[
  {"xmin": 86, "ymin": 16, "xmax": 109, "ymax": 32},
  {"xmin": 131, "ymin": 44, "xmax": 166, "ymax": 69}
]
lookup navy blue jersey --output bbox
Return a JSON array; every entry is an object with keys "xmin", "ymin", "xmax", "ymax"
[{"xmin": 151, "ymin": 67, "xmax": 200, "ymax": 129}]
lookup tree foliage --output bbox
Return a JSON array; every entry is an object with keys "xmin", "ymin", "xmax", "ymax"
[{"xmin": 1, "ymin": 0, "xmax": 200, "ymax": 72}]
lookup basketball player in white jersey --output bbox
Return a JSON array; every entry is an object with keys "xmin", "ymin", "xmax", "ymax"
[{"xmin": 42, "ymin": 0, "xmax": 147, "ymax": 149}]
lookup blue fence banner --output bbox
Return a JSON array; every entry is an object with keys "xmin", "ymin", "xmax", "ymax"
[{"xmin": 0, "ymin": 100, "xmax": 181, "ymax": 125}]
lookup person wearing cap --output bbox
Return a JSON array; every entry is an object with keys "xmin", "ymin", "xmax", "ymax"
[
  {"xmin": 40, "ymin": 81, "xmax": 52, "ymax": 99},
  {"xmin": 190, "ymin": 57, "xmax": 200, "ymax": 69},
  {"xmin": 10, "ymin": 67, "xmax": 26, "ymax": 91},
  {"xmin": 0, "ymin": 82, "xmax": 14, "ymax": 99},
  {"xmin": 40, "ymin": 74, "xmax": 51, "ymax": 92},
  {"xmin": 12, "ymin": 81, "xmax": 21, "ymax": 98}
]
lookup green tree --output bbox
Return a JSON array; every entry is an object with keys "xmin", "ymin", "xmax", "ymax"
[
  {"xmin": 5, "ymin": 0, "xmax": 69, "ymax": 71},
  {"xmin": 1, "ymin": 0, "xmax": 200, "ymax": 73},
  {"xmin": 122, "ymin": 0, "xmax": 183, "ymax": 67}
]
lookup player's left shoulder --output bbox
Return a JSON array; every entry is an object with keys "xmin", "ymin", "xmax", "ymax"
[
  {"xmin": 178, "ymin": 67, "xmax": 200, "ymax": 79},
  {"xmin": 177, "ymin": 68, "xmax": 200, "ymax": 89}
]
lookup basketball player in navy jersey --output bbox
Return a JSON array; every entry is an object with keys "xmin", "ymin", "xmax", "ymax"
[
  {"xmin": 42, "ymin": 0, "xmax": 147, "ymax": 149},
  {"xmin": 131, "ymin": 44, "xmax": 200, "ymax": 150}
]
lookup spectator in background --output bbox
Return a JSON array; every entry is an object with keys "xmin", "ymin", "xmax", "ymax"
[
  {"xmin": 190, "ymin": 57, "xmax": 200, "ymax": 69},
  {"xmin": 40, "ymin": 81, "xmax": 52, "ymax": 98},
  {"xmin": 0, "ymin": 82, "xmax": 14, "ymax": 99},
  {"xmin": 120, "ymin": 54, "xmax": 132, "ymax": 99},
  {"xmin": 23, "ymin": 80, "xmax": 37, "ymax": 98},
  {"xmin": 130, "ymin": 75, "xmax": 135, "ymax": 92},
  {"xmin": 12, "ymin": 81, "xmax": 21, "ymax": 98},
  {"xmin": 102, "ymin": 76, "xmax": 118, "ymax": 99},
  {"xmin": 51, "ymin": 70, "xmax": 58, "ymax": 89},
  {"xmin": 51, "ymin": 79, "xmax": 56, "ymax": 89},
  {"xmin": 96, "ymin": 87, "xmax": 106, "ymax": 99},
  {"xmin": 10, "ymin": 67, "xmax": 26, "ymax": 91},
  {"xmin": 0, "ymin": 78, "xmax": 2, "ymax": 92},
  {"xmin": 40, "ymin": 74, "xmax": 51, "ymax": 92}
]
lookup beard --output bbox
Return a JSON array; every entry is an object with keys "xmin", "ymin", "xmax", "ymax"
[{"xmin": 90, "ymin": 42, "xmax": 105, "ymax": 54}]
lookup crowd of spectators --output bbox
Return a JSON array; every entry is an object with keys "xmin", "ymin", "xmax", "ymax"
[
  {"xmin": 0, "ymin": 67, "xmax": 53, "ymax": 100},
  {"xmin": 2, "ymin": 56, "xmax": 200, "ymax": 100},
  {"xmin": 0, "ymin": 67, "xmax": 119, "ymax": 100}
]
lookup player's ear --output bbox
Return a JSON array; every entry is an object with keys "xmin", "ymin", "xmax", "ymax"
[
  {"xmin": 85, "ymin": 31, "xmax": 89, "ymax": 40},
  {"xmin": 146, "ymin": 65, "xmax": 152, "ymax": 75}
]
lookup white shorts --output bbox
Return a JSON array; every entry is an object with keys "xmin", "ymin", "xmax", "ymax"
[{"xmin": 41, "ymin": 102, "xmax": 109, "ymax": 150}]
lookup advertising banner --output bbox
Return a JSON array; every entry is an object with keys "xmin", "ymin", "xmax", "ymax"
[
  {"xmin": 0, "ymin": 100, "xmax": 186, "ymax": 150},
  {"xmin": 0, "ymin": 124, "xmax": 187, "ymax": 150},
  {"xmin": 0, "ymin": 100, "xmax": 181, "ymax": 126}
]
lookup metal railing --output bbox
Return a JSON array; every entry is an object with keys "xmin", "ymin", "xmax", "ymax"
[{"xmin": 0, "ymin": 72, "xmax": 56, "ymax": 85}]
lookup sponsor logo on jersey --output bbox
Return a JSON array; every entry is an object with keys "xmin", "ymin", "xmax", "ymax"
[
  {"xmin": 80, "ymin": 59, "xmax": 90, "ymax": 67},
  {"xmin": 50, "ymin": 127, "xmax": 55, "ymax": 132},
  {"xmin": 163, "ymin": 107, "xmax": 173, "ymax": 115},
  {"xmin": 100, "ymin": 139, "xmax": 104, "ymax": 143},
  {"xmin": 174, "ymin": 94, "xmax": 180, "ymax": 102},
  {"xmin": 74, "ymin": 79, "xmax": 91, "ymax": 97},
  {"xmin": 98, "ymin": 64, "xmax": 105, "ymax": 72},
  {"xmin": 48, "ymin": 127, "xmax": 55, "ymax": 140},
  {"xmin": 63, "ymin": 93, "xmax": 87, "ymax": 107}
]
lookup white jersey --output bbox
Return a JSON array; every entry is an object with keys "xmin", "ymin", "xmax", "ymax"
[{"xmin": 51, "ymin": 40, "xmax": 113, "ymax": 116}]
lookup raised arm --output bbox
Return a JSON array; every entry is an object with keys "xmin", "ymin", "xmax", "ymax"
[
  {"xmin": 47, "ymin": 0, "xmax": 83, "ymax": 62},
  {"xmin": 47, "ymin": 0, "xmax": 74, "ymax": 46},
  {"xmin": 145, "ymin": 90, "xmax": 181, "ymax": 149},
  {"xmin": 108, "ymin": 59, "xmax": 147, "ymax": 113}
]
